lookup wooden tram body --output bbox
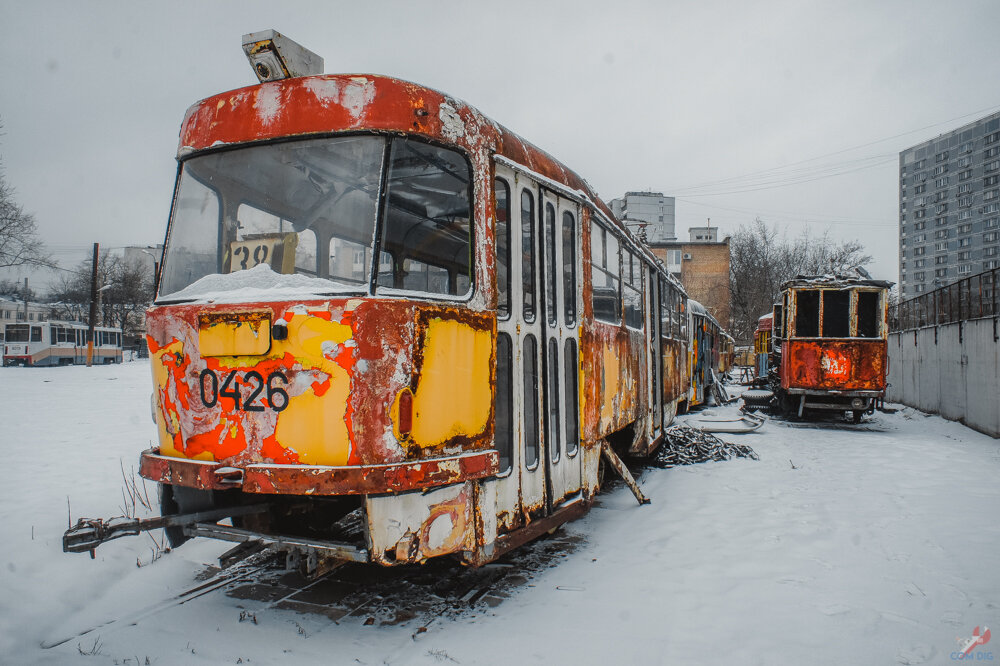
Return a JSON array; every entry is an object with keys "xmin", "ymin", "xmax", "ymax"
[
  {"xmin": 2, "ymin": 321, "xmax": 122, "ymax": 366},
  {"xmin": 769, "ymin": 275, "xmax": 893, "ymax": 421},
  {"xmin": 134, "ymin": 45, "xmax": 732, "ymax": 568}
]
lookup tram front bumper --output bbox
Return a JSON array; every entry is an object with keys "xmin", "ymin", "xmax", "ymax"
[{"xmin": 139, "ymin": 448, "xmax": 499, "ymax": 495}]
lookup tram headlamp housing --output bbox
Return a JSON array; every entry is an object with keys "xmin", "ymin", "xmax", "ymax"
[
  {"xmin": 851, "ymin": 398, "xmax": 866, "ymax": 409},
  {"xmin": 242, "ymin": 30, "xmax": 324, "ymax": 83}
]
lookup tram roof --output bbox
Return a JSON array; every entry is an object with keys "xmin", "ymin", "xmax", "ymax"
[
  {"xmin": 781, "ymin": 274, "xmax": 894, "ymax": 291},
  {"xmin": 175, "ymin": 73, "xmax": 686, "ymax": 295},
  {"xmin": 177, "ymin": 74, "xmax": 613, "ymax": 218}
]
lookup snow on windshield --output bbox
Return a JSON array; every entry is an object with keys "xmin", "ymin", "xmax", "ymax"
[{"xmin": 157, "ymin": 263, "xmax": 359, "ymax": 303}]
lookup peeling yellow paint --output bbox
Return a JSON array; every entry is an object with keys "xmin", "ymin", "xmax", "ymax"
[
  {"xmin": 150, "ymin": 340, "xmax": 184, "ymax": 457},
  {"xmin": 269, "ymin": 314, "xmax": 353, "ymax": 464},
  {"xmin": 409, "ymin": 318, "xmax": 491, "ymax": 447},
  {"xmin": 275, "ymin": 379, "xmax": 352, "ymax": 465},
  {"xmin": 199, "ymin": 315, "xmax": 271, "ymax": 357}
]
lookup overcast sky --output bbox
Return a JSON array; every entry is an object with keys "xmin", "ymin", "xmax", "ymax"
[{"xmin": 2, "ymin": 0, "xmax": 999, "ymax": 289}]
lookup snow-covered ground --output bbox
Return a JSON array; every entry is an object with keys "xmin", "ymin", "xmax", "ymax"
[{"xmin": 1, "ymin": 361, "xmax": 998, "ymax": 665}]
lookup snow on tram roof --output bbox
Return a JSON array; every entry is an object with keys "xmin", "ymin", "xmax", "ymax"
[{"xmin": 781, "ymin": 273, "xmax": 894, "ymax": 290}]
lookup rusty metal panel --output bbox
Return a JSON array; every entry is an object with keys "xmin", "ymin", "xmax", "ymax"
[
  {"xmin": 176, "ymin": 75, "xmax": 615, "ymax": 225},
  {"xmin": 139, "ymin": 448, "xmax": 498, "ymax": 495},
  {"xmin": 365, "ymin": 482, "xmax": 477, "ymax": 564},
  {"xmin": 579, "ymin": 322, "xmax": 645, "ymax": 442},
  {"xmin": 781, "ymin": 339, "xmax": 887, "ymax": 391},
  {"xmin": 146, "ymin": 299, "xmax": 495, "ymax": 471}
]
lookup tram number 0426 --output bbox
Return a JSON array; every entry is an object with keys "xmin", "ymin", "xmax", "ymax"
[{"xmin": 198, "ymin": 369, "xmax": 289, "ymax": 412}]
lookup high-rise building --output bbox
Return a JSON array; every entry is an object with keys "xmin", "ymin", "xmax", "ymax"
[
  {"xmin": 899, "ymin": 111, "xmax": 1000, "ymax": 299},
  {"xmin": 609, "ymin": 192, "xmax": 676, "ymax": 243}
]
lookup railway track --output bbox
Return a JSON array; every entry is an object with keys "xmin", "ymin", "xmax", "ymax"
[{"xmin": 43, "ymin": 526, "xmax": 586, "ymax": 650}]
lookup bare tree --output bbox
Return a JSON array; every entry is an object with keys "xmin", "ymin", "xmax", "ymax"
[
  {"xmin": 103, "ymin": 256, "xmax": 155, "ymax": 337},
  {"xmin": 0, "ymin": 125, "xmax": 48, "ymax": 269},
  {"xmin": 729, "ymin": 218, "xmax": 788, "ymax": 344},
  {"xmin": 48, "ymin": 253, "xmax": 154, "ymax": 338},
  {"xmin": 792, "ymin": 228, "xmax": 872, "ymax": 276},
  {"xmin": 0, "ymin": 278, "xmax": 36, "ymax": 300},
  {"xmin": 728, "ymin": 218, "xmax": 873, "ymax": 343}
]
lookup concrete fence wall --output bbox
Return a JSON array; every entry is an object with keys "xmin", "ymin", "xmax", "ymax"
[{"xmin": 887, "ymin": 317, "xmax": 1000, "ymax": 438}]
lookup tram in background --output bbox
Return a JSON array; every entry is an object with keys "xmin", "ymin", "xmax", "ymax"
[
  {"xmin": 684, "ymin": 300, "xmax": 733, "ymax": 409},
  {"xmin": 767, "ymin": 274, "xmax": 893, "ymax": 422},
  {"xmin": 2, "ymin": 321, "xmax": 123, "ymax": 366},
  {"xmin": 61, "ymin": 31, "xmax": 737, "ymax": 571},
  {"xmin": 753, "ymin": 311, "xmax": 773, "ymax": 380}
]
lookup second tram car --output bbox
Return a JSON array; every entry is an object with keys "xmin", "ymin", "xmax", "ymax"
[
  {"xmin": 684, "ymin": 300, "xmax": 732, "ymax": 409},
  {"xmin": 2, "ymin": 321, "xmax": 123, "ymax": 366}
]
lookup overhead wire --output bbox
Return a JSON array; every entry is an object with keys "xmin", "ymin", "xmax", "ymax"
[{"xmin": 665, "ymin": 102, "xmax": 1000, "ymax": 196}]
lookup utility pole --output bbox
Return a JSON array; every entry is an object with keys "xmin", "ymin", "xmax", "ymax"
[
  {"xmin": 22, "ymin": 277, "xmax": 28, "ymax": 321},
  {"xmin": 86, "ymin": 243, "xmax": 99, "ymax": 367}
]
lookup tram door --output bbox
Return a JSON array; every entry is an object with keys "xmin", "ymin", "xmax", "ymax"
[
  {"xmin": 539, "ymin": 188, "xmax": 582, "ymax": 510},
  {"xmin": 648, "ymin": 271, "xmax": 663, "ymax": 438},
  {"xmin": 493, "ymin": 166, "xmax": 581, "ymax": 532}
]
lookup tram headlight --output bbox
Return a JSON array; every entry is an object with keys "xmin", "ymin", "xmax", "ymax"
[
  {"xmin": 242, "ymin": 30, "xmax": 324, "ymax": 83},
  {"xmin": 851, "ymin": 398, "xmax": 866, "ymax": 409}
]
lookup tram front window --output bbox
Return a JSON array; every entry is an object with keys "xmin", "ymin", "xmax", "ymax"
[
  {"xmin": 5, "ymin": 324, "xmax": 30, "ymax": 343},
  {"xmin": 158, "ymin": 135, "xmax": 472, "ymax": 301}
]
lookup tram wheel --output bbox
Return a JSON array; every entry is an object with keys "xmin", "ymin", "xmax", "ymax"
[{"xmin": 158, "ymin": 484, "xmax": 185, "ymax": 548}]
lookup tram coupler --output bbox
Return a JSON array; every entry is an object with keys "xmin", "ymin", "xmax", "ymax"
[{"xmin": 63, "ymin": 503, "xmax": 271, "ymax": 557}]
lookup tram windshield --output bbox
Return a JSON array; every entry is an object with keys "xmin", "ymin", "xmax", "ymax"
[{"xmin": 158, "ymin": 135, "xmax": 472, "ymax": 301}]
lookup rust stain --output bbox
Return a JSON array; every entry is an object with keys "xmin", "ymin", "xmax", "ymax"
[
  {"xmin": 781, "ymin": 339, "xmax": 887, "ymax": 391},
  {"xmin": 418, "ymin": 488, "xmax": 471, "ymax": 559}
]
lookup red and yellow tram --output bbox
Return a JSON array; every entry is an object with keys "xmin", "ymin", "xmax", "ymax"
[{"xmin": 126, "ymin": 32, "xmax": 710, "ymax": 570}]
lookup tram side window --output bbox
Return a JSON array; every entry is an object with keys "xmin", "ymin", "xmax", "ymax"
[
  {"xmin": 562, "ymin": 211, "xmax": 576, "ymax": 326},
  {"xmin": 659, "ymin": 278, "xmax": 672, "ymax": 339},
  {"xmin": 523, "ymin": 334, "xmax": 540, "ymax": 469},
  {"xmin": 781, "ymin": 293, "xmax": 789, "ymax": 337},
  {"xmin": 794, "ymin": 290, "xmax": 820, "ymax": 337},
  {"xmin": 495, "ymin": 333, "xmax": 513, "ymax": 474},
  {"xmin": 623, "ymin": 251, "xmax": 643, "ymax": 330},
  {"xmin": 772, "ymin": 303, "xmax": 784, "ymax": 340},
  {"xmin": 544, "ymin": 203, "xmax": 558, "ymax": 326},
  {"xmin": 821, "ymin": 290, "xmax": 850, "ymax": 337},
  {"xmin": 547, "ymin": 338, "xmax": 560, "ymax": 463},
  {"xmin": 31, "ymin": 326, "xmax": 42, "ymax": 343},
  {"xmin": 564, "ymin": 338, "xmax": 579, "ymax": 456},
  {"xmin": 380, "ymin": 138, "xmax": 472, "ymax": 297},
  {"xmin": 590, "ymin": 223, "xmax": 621, "ymax": 324},
  {"xmin": 521, "ymin": 191, "xmax": 536, "ymax": 321},
  {"xmin": 857, "ymin": 291, "xmax": 881, "ymax": 338},
  {"xmin": 495, "ymin": 179, "xmax": 511, "ymax": 319}
]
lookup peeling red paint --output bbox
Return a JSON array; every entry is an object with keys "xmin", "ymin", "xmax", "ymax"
[{"xmin": 781, "ymin": 339, "xmax": 887, "ymax": 391}]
